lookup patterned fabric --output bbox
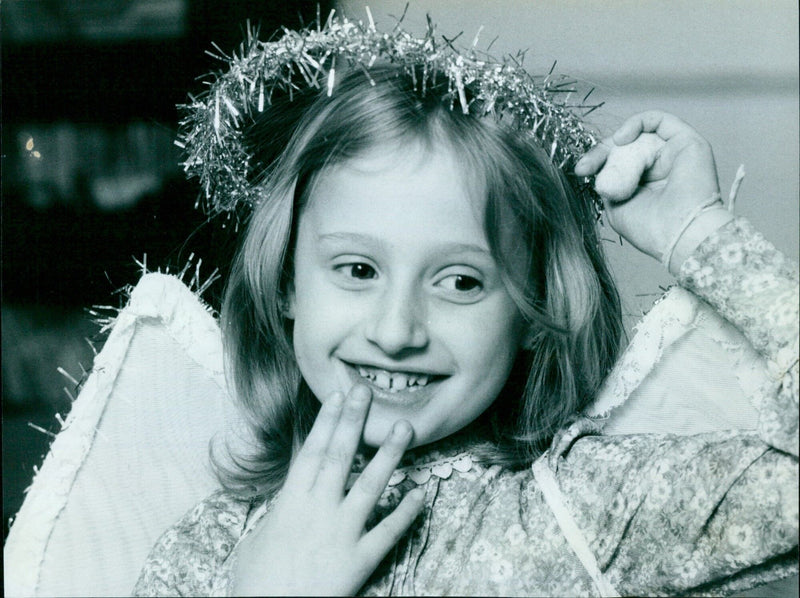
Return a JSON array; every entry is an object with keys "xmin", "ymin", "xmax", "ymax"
[
  {"xmin": 680, "ymin": 218, "xmax": 799, "ymax": 457},
  {"xmin": 133, "ymin": 218, "xmax": 799, "ymax": 597}
]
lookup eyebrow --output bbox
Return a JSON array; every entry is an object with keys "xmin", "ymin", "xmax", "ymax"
[{"xmin": 316, "ymin": 232, "xmax": 492, "ymax": 257}]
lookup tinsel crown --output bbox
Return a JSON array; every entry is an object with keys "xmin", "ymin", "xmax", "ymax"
[{"xmin": 177, "ymin": 9, "xmax": 603, "ymax": 217}]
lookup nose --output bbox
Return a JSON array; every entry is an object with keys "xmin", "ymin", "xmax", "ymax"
[{"xmin": 365, "ymin": 285, "xmax": 429, "ymax": 356}]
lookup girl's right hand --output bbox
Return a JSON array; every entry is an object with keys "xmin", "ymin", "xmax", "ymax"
[{"xmin": 232, "ymin": 384, "xmax": 426, "ymax": 596}]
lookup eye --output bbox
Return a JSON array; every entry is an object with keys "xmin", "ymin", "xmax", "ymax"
[
  {"xmin": 438, "ymin": 274, "xmax": 483, "ymax": 294},
  {"xmin": 338, "ymin": 263, "xmax": 377, "ymax": 280}
]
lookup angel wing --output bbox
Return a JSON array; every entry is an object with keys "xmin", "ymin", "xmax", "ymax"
[
  {"xmin": 589, "ymin": 285, "xmax": 766, "ymax": 435},
  {"xmin": 4, "ymin": 273, "xmax": 247, "ymax": 597}
]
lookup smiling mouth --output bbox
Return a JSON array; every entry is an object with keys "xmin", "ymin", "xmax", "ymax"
[
  {"xmin": 355, "ymin": 365, "xmax": 432, "ymax": 392},
  {"xmin": 341, "ymin": 361, "xmax": 446, "ymax": 395}
]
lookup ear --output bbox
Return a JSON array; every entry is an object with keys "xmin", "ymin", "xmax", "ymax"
[
  {"xmin": 520, "ymin": 327, "xmax": 536, "ymax": 351},
  {"xmin": 280, "ymin": 289, "xmax": 296, "ymax": 320}
]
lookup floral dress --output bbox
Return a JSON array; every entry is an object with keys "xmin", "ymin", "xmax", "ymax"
[{"xmin": 133, "ymin": 218, "xmax": 799, "ymax": 597}]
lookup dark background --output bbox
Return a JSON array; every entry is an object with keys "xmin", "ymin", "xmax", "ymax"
[{"xmin": 2, "ymin": 0, "xmax": 333, "ymax": 541}]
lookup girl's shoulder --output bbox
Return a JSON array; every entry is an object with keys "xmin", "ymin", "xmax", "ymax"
[
  {"xmin": 178, "ymin": 488, "xmax": 254, "ymax": 536},
  {"xmin": 133, "ymin": 489, "xmax": 253, "ymax": 596}
]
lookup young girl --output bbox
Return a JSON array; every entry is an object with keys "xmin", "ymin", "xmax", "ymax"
[{"xmin": 134, "ymin": 16, "xmax": 798, "ymax": 597}]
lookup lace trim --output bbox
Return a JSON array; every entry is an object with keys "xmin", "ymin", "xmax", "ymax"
[
  {"xmin": 387, "ymin": 451, "xmax": 476, "ymax": 486},
  {"xmin": 239, "ymin": 451, "xmax": 479, "ymax": 554},
  {"xmin": 347, "ymin": 450, "xmax": 478, "ymax": 489},
  {"xmin": 588, "ymin": 285, "xmax": 699, "ymax": 419}
]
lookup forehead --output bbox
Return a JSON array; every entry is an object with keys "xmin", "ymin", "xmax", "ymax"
[{"xmin": 301, "ymin": 140, "xmax": 488, "ymax": 244}]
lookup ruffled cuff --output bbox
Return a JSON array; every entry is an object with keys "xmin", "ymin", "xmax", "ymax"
[{"xmin": 678, "ymin": 217, "xmax": 798, "ymax": 361}]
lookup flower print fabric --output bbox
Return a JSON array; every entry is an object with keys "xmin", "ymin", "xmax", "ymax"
[
  {"xmin": 133, "ymin": 217, "xmax": 799, "ymax": 597},
  {"xmin": 681, "ymin": 218, "xmax": 798, "ymax": 457}
]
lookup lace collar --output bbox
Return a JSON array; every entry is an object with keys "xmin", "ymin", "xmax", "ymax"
[
  {"xmin": 387, "ymin": 451, "xmax": 476, "ymax": 486},
  {"xmin": 350, "ymin": 432, "xmax": 482, "ymax": 488}
]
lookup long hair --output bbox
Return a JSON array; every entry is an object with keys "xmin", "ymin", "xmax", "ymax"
[{"xmin": 216, "ymin": 65, "xmax": 623, "ymax": 499}]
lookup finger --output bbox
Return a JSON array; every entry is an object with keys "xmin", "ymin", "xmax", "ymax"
[
  {"xmin": 638, "ymin": 132, "xmax": 696, "ymax": 183},
  {"xmin": 573, "ymin": 139, "xmax": 612, "ymax": 176},
  {"xmin": 613, "ymin": 111, "xmax": 693, "ymax": 146},
  {"xmin": 284, "ymin": 391, "xmax": 344, "ymax": 490},
  {"xmin": 595, "ymin": 134, "xmax": 664, "ymax": 201},
  {"xmin": 314, "ymin": 384, "xmax": 372, "ymax": 492},
  {"xmin": 345, "ymin": 420, "xmax": 413, "ymax": 520},
  {"xmin": 358, "ymin": 488, "xmax": 426, "ymax": 567}
]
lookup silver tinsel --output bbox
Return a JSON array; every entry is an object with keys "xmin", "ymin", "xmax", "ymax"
[{"xmin": 178, "ymin": 10, "xmax": 603, "ymax": 216}]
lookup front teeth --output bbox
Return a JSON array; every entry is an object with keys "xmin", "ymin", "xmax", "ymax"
[
  {"xmin": 375, "ymin": 371, "xmax": 391, "ymax": 389},
  {"xmin": 392, "ymin": 374, "xmax": 408, "ymax": 391},
  {"xmin": 356, "ymin": 366, "xmax": 431, "ymax": 392}
]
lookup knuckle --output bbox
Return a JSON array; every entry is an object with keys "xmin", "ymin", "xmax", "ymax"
[
  {"xmin": 341, "ymin": 394, "xmax": 369, "ymax": 420},
  {"xmin": 341, "ymin": 403, "xmax": 365, "ymax": 423},
  {"xmin": 693, "ymin": 136, "xmax": 711, "ymax": 151},
  {"xmin": 296, "ymin": 443, "xmax": 323, "ymax": 465},
  {"xmin": 321, "ymin": 449, "xmax": 348, "ymax": 471},
  {"xmin": 384, "ymin": 503, "xmax": 420, "ymax": 539},
  {"xmin": 319, "ymin": 403, "xmax": 338, "ymax": 419},
  {"xmin": 356, "ymin": 469, "xmax": 386, "ymax": 497},
  {"xmin": 376, "ymin": 515, "xmax": 404, "ymax": 543},
  {"xmin": 321, "ymin": 398, "xmax": 344, "ymax": 420},
  {"xmin": 312, "ymin": 409, "xmax": 339, "ymax": 433},
  {"xmin": 382, "ymin": 439, "xmax": 406, "ymax": 460}
]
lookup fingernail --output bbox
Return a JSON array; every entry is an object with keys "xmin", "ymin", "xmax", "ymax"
[
  {"xmin": 350, "ymin": 384, "xmax": 371, "ymax": 403},
  {"xmin": 574, "ymin": 158, "xmax": 589, "ymax": 175},
  {"xmin": 408, "ymin": 488, "xmax": 426, "ymax": 502},
  {"xmin": 392, "ymin": 420, "xmax": 412, "ymax": 440}
]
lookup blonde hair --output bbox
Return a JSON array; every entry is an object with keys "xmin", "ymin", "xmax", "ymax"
[{"xmin": 217, "ymin": 65, "xmax": 623, "ymax": 499}]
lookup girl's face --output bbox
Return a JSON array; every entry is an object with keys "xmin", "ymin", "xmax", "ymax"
[{"xmin": 289, "ymin": 141, "xmax": 526, "ymax": 448}]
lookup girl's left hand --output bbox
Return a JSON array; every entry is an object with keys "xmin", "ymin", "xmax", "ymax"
[{"xmin": 575, "ymin": 111, "xmax": 723, "ymax": 264}]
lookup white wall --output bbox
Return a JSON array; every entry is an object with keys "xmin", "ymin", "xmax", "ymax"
[{"xmin": 338, "ymin": 0, "xmax": 799, "ymax": 326}]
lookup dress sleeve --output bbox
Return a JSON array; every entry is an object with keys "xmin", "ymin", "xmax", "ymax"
[
  {"xmin": 552, "ymin": 218, "xmax": 798, "ymax": 595},
  {"xmin": 132, "ymin": 491, "xmax": 249, "ymax": 597},
  {"xmin": 678, "ymin": 217, "xmax": 798, "ymax": 455}
]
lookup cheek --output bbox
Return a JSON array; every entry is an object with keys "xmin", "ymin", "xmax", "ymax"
[
  {"xmin": 290, "ymin": 282, "xmax": 363, "ymax": 391},
  {"xmin": 290, "ymin": 310, "xmax": 340, "ymax": 404},
  {"xmin": 291, "ymin": 297, "xmax": 342, "ymax": 363},
  {"xmin": 464, "ymin": 305, "xmax": 524, "ymax": 405},
  {"xmin": 290, "ymin": 275, "xmax": 333, "ymax": 373},
  {"xmin": 436, "ymin": 298, "xmax": 524, "ymax": 369}
]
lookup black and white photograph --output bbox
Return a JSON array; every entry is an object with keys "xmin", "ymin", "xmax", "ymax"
[{"xmin": 3, "ymin": 1, "xmax": 798, "ymax": 596}]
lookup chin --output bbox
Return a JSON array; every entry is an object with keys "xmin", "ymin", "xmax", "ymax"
[
  {"xmin": 361, "ymin": 411, "xmax": 404, "ymax": 448},
  {"xmin": 361, "ymin": 412, "xmax": 449, "ymax": 450}
]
